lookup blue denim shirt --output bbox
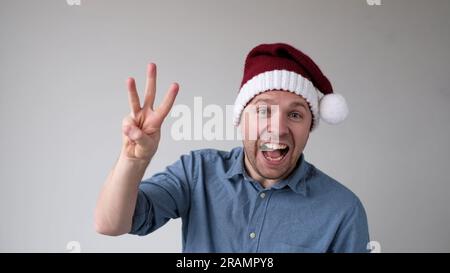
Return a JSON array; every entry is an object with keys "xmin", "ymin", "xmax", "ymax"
[{"xmin": 130, "ymin": 147, "xmax": 369, "ymax": 253}]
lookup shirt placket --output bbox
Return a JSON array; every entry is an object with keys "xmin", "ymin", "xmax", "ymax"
[{"xmin": 245, "ymin": 185, "xmax": 272, "ymax": 252}]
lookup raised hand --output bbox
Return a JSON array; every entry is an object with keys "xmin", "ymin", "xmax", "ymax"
[{"xmin": 121, "ymin": 63, "xmax": 179, "ymax": 162}]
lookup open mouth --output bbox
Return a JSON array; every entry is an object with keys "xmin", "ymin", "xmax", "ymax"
[{"xmin": 260, "ymin": 143, "xmax": 290, "ymax": 163}]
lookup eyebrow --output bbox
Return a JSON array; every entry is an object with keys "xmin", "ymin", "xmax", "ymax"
[
  {"xmin": 289, "ymin": 101, "xmax": 308, "ymax": 110},
  {"xmin": 251, "ymin": 98, "xmax": 276, "ymax": 105},
  {"xmin": 252, "ymin": 98, "xmax": 308, "ymax": 110}
]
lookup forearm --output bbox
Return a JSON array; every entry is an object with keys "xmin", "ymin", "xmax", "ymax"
[
  {"xmin": 95, "ymin": 151, "xmax": 150, "ymax": 236},
  {"xmin": 95, "ymin": 62, "xmax": 178, "ymax": 236}
]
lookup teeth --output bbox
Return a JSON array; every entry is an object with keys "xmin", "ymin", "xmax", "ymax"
[
  {"xmin": 260, "ymin": 143, "xmax": 287, "ymax": 151},
  {"xmin": 265, "ymin": 155, "xmax": 283, "ymax": 161}
]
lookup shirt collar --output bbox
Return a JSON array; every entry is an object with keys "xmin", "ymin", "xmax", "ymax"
[
  {"xmin": 225, "ymin": 147, "xmax": 246, "ymax": 179},
  {"xmin": 225, "ymin": 147, "xmax": 310, "ymax": 196},
  {"xmin": 276, "ymin": 154, "xmax": 310, "ymax": 196}
]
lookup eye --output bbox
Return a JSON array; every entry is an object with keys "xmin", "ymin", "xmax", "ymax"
[
  {"xmin": 256, "ymin": 105, "xmax": 269, "ymax": 117},
  {"xmin": 289, "ymin": 112, "xmax": 302, "ymax": 121}
]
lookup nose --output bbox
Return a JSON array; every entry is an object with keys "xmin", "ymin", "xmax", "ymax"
[{"xmin": 267, "ymin": 108, "xmax": 289, "ymax": 138}]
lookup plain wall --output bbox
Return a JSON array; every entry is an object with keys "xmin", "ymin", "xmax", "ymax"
[{"xmin": 0, "ymin": 0, "xmax": 449, "ymax": 252}]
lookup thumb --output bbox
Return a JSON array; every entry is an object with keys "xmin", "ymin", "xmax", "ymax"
[{"xmin": 124, "ymin": 125, "xmax": 151, "ymax": 147}]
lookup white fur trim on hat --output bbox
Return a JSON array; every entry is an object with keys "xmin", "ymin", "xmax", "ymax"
[{"xmin": 233, "ymin": 70, "xmax": 320, "ymax": 129}]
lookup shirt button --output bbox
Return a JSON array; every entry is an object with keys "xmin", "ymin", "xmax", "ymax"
[
  {"xmin": 249, "ymin": 232, "xmax": 256, "ymax": 239},
  {"xmin": 260, "ymin": 192, "xmax": 266, "ymax": 199}
]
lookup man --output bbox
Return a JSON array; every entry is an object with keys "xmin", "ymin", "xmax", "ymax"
[{"xmin": 95, "ymin": 43, "xmax": 370, "ymax": 252}]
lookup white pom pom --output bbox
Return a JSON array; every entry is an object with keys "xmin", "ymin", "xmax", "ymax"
[{"xmin": 319, "ymin": 93, "xmax": 349, "ymax": 124}]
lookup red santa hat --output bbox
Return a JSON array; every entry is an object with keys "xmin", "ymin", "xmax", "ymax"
[{"xmin": 233, "ymin": 43, "xmax": 348, "ymax": 130}]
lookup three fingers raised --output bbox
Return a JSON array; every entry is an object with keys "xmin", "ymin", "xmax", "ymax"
[{"xmin": 126, "ymin": 63, "xmax": 179, "ymax": 123}]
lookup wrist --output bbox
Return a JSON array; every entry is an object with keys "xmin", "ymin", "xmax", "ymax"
[{"xmin": 118, "ymin": 151, "xmax": 151, "ymax": 170}]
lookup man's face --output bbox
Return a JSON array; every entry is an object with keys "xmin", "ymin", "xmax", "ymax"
[{"xmin": 240, "ymin": 90, "xmax": 312, "ymax": 181}]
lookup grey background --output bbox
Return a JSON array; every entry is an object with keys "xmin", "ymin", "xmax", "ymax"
[{"xmin": 1, "ymin": 0, "xmax": 449, "ymax": 252}]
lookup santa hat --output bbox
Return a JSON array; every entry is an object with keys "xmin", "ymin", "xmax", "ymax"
[{"xmin": 233, "ymin": 43, "xmax": 348, "ymax": 130}]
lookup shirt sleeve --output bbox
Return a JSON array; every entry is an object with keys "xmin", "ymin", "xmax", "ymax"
[
  {"xmin": 329, "ymin": 197, "xmax": 370, "ymax": 253},
  {"xmin": 129, "ymin": 152, "xmax": 196, "ymax": 236}
]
